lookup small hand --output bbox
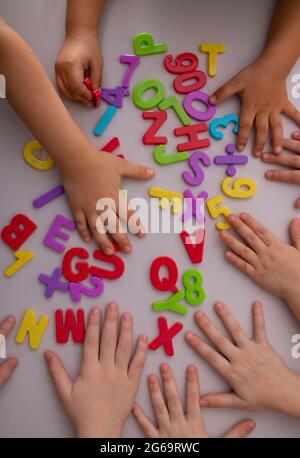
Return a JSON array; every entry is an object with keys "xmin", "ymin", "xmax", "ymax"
[
  {"xmin": 45, "ymin": 303, "xmax": 148, "ymax": 438},
  {"xmin": 219, "ymin": 212, "xmax": 300, "ymax": 321},
  {"xmin": 62, "ymin": 149, "xmax": 155, "ymax": 254},
  {"xmin": 186, "ymin": 301, "xmax": 300, "ymax": 415},
  {"xmin": 0, "ymin": 315, "xmax": 18, "ymax": 389},
  {"xmin": 55, "ymin": 30, "xmax": 103, "ymax": 107},
  {"xmin": 263, "ymin": 131, "xmax": 300, "ymax": 207},
  {"xmin": 132, "ymin": 363, "xmax": 255, "ymax": 438},
  {"xmin": 210, "ymin": 58, "xmax": 300, "ymax": 156}
]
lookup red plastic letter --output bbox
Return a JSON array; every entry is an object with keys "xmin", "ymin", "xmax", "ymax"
[
  {"xmin": 174, "ymin": 123, "xmax": 211, "ymax": 152},
  {"xmin": 150, "ymin": 256, "xmax": 178, "ymax": 292},
  {"xmin": 1, "ymin": 214, "xmax": 37, "ymax": 251},
  {"xmin": 142, "ymin": 111, "xmax": 168, "ymax": 145},
  {"xmin": 164, "ymin": 53, "xmax": 199, "ymax": 74},
  {"xmin": 55, "ymin": 309, "xmax": 85, "ymax": 344},
  {"xmin": 90, "ymin": 248, "xmax": 125, "ymax": 280},
  {"xmin": 62, "ymin": 247, "xmax": 89, "ymax": 282},
  {"xmin": 181, "ymin": 229, "xmax": 205, "ymax": 264}
]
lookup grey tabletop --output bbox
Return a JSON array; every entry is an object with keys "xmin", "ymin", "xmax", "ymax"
[{"xmin": 0, "ymin": 0, "xmax": 300, "ymax": 438}]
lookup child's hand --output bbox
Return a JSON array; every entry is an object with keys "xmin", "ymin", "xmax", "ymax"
[
  {"xmin": 186, "ymin": 301, "xmax": 300, "ymax": 417},
  {"xmin": 210, "ymin": 58, "xmax": 300, "ymax": 156},
  {"xmin": 55, "ymin": 30, "xmax": 103, "ymax": 107},
  {"xmin": 132, "ymin": 364, "xmax": 255, "ymax": 438},
  {"xmin": 45, "ymin": 303, "xmax": 148, "ymax": 438},
  {"xmin": 263, "ymin": 131, "xmax": 300, "ymax": 207},
  {"xmin": 61, "ymin": 149, "xmax": 155, "ymax": 254},
  {"xmin": 0, "ymin": 316, "xmax": 18, "ymax": 389},
  {"xmin": 219, "ymin": 212, "xmax": 300, "ymax": 321}
]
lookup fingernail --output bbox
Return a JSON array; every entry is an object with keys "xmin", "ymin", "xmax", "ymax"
[
  {"xmin": 265, "ymin": 171, "xmax": 272, "ymax": 179},
  {"xmin": 275, "ymin": 146, "xmax": 282, "ymax": 154},
  {"xmin": 293, "ymin": 131, "xmax": 300, "ymax": 137},
  {"xmin": 109, "ymin": 302, "xmax": 118, "ymax": 311},
  {"xmin": 237, "ymin": 144, "xmax": 245, "ymax": 151},
  {"xmin": 209, "ymin": 95, "xmax": 217, "ymax": 104},
  {"xmin": 124, "ymin": 245, "xmax": 132, "ymax": 253},
  {"xmin": 105, "ymin": 247, "xmax": 114, "ymax": 255},
  {"xmin": 262, "ymin": 153, "xmax": 270, "ymax": 160},
  {"xmin": 187, "ymin": 365, "xmax": 196, "ymax": 375},
  {"xmin": 185, "ymin": 332, "xmax": 194, "ymax": 342},
  {"xmin": 8, "ymin": 358, "xmax": 18, "ymax": 370},
  {"xmin": 196, "ymin": 311, "xmax": 205, "ymax": 321},
  {"xmin": 84, "ymin": 237, "xmax": 91, "ymax": 243},
  {"xmin": 92, "ymin": 307, "xmax": 100, "ymax": 317},
  {"xmin": 215, "ymin": 301, "xmax": 224, "ymax": 311},
  {"xmin": 123, "ymin": 312, "xmax": 131, "ymax": 321},
  {"xmin": 7, "ymin": 316, "xmax": 15, "ymax": 324},
  {"xmin": 254, "ymin": 149, "xmax": 261, "ymax": 157},
  {"xmin": 146, "ymin": 168, "xmax": 155, "ymax": 177},
  {"xmin": 140, "ymin": 334, "xmax": 148, "ymax": 343},
  {"xmin": 228, "ymin": 214, "xmax": 237, "ymax": 222}
]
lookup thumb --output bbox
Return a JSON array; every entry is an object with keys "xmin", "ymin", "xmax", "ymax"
[
  {"xmin": 200, "ymin": 392, "xmax": 246, "ymax": 409},
  {"xmin": 210, "ymin": 75, "xmax": 243, "ymax": 104},
  {"xmin": 44, "ymin": 351, "xmax": 72, "ymax": 402},
  {"xmin": 289, "ymin": 217, "xmax": 300, "ymax": 251},
  {"xmin": 121, "ymin": 159, "xmax": 155, "ymax": 181},
  {"xmin": 90, "ymin": 56, "xmax": 103, "ymax": 89},
  {"xmin": 0, "ymin": 358, "xmax": 18, "ymax": 389},
  {"xmin": 223, "ymin": 419, "xmax": 256, "ymax": 438}
]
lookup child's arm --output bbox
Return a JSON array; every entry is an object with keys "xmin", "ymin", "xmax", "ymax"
[
  {"xmin": 210, "ymin": 0, "xmax": 300, "ymax": 156},
  {"xmin": 0, "ymin": 18, "xmax": 154, "ymax": 254},
  {"xmin": 0, "ymin": 316, "xmax": 18, "ymax": 389},
  {"xmin": 132, "ymin": 364, "xmax": 255, "ymax": 438},
  {"xmin": 220, "ymin": 212, "xmax": 300, "ymax": 322},
  {"xmin": 55, "ymin": 0, "xmax": 106, "ymax": 106},
  {"xmin": 186, "ymin": 302, "xmax": 300, "ymax": 419},
  {"xmin": 45, "ymin": 303, "xmax": 148, "ymax": 438}
]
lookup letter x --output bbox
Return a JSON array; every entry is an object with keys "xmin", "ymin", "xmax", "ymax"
[
  {"xmin": 39, "ymin": 267, "xmax": 69, "ymax": 298},
  {"xmin": 182, "ymin": 189, "xmax": 208, "ymax": 224},
  {"xmin": 149, "ymin": 316, "xmax": 183, "ymax": 356}
]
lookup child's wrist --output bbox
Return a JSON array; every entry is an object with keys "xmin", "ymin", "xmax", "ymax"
[
  {"xmin": 76, "ymin": 422, "xmax": 122, "ymax": 438},
  {"xmin": 66, "ymin": 25, "xmax": 99, "ymax": 40},
  {"xmin": 255, "ymin": 47, "xmax": 296, "ymax": 78},
  {"xmin": 271, "ymin": 372, "xmax": 300, "ymax": 418}
]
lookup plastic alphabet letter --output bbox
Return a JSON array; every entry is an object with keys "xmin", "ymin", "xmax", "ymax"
[
  {"xmin": 154, "ymin": 145, "xmax": 190, "ymax": 165},
  {"xmin": 4, "ymin": 251, "xmax": 34, "ymax": 278},
  {"xmin": 94, "ymin": 106, "xmax": 118, "ymax": 136},
  {"xmin": 23, "ymin": 140, "xmax": 54, "ymax": 171},
  {"xmin": 55, "ymin": 309, "xmax": 85, "ymax": 344},
  {"xmin": 62, "ymin": 247, "xmax": 90, "ymax": 282},
  {"xmin": 149, "ymin": 316, "xmax": 183, "ymax": 357},
  {"xmin": 101, "ymin": 86, "xmax": 129, "ymax": 108},
  {"xmin": 1, "ymin": 214, "xmax": 37, "ymax": 251},
  {"xmin": 182, "ymin": 190, "xmax": 208, "ymax": 224},
  {"xmin": 33, "ymin": 185, "xmax": 65, "ymax": 209},
  {"xmin": 150, "ymin": 256, "xmax": 179, "ymax": 292},
  {"xmin": 183, "ymin": 91, "xmax": 216, "ymax": 122},
  {"xmin": 174, "ymin": 123, "xmax": 211, "ymax": 152},
  {"xmin": 181, "ymin": 229, "xmax": 205, "ymax": 264},
  {"xmin": 133, "ymin": 33, "xmax": 167, "ymax": 56},
  {"xmin": 90, "ymin": 249, "xmax": 125, "ymax": 280},
  {"xmin": 200, "ymin": 44, "xmax": 225, "ymax": 77},
  {"xmin": 142, "ymin": 111, "xmax": 168, "ymax": 145},
  {"xmin": 152, "ymin": 290, "xmax": 188, "ymax": 315},
  {"xmin": 182, "ymin": 151, "xmax": 211, "ymax": 186},
  {"xmin": 39, "ymin": 267, "xmax": 69, "ymax": 298},
  {"xmin": 43, "ymin": 215, "xmax": 76, "ymax": 253},
  {"xmin": 133, "ymin": 79, "xmax": 166, "ymax": 110},
  {"xmin": 149, "ymin": 188, "xmax": 183, "ymax": 214},
  {"xmin": 16, "ymin": 309, "xmax": 49, "ymax": 350}
]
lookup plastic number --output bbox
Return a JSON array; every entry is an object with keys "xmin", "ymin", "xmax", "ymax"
[
  {"xmin": 182, "ymin": 269, "xmax": 205, "ymax": 305},
  {"xmin": 206, "ymin": 195, "xmax": 231, "ymax": 230},
  {"xmin": 209, "ymin": 114, "xmax": 239, "ymax": 140},
  {"xmin": 221, "ymin": 177, "xmax": 257, "ymax": 199},
  {"xmin": 164, "ymin": 53, "xmax": 199, "ymax": 74}
]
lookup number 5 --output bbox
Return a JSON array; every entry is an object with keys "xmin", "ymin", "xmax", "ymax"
[{"xmin": 206, "ymin": 195, "xmax": 231, "ymax": 230}]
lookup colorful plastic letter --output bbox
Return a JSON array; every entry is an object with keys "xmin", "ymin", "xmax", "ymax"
[
  {"xmin": 142, "ymin": 111, "xmax": 168, "ymax": 145},
  {"xmin": 90, "ymin": 249, "xmax": 125, "ymax": 280},
  {"xmin": 206, "ymin": 195, "xmax": 231, "ymax": 230},
  {"xmin": 120, "ymin": 54, "xmax": 141, "ymax": 88},
  {"xmin": 69, "ymin": 276, "xmax": 104, "ymax": 303},
  {"xmin": 62, "ymin": 247, "xmax": 90, "ymax": 282},
  {"xmin": 16, "ymin": 309, "xmax": 49, "ymax": 350},
  {"xmin": 214, "ymin": 144, "xmax": 248, "ymax": 177},
  {"xmin": 174, "ymin": 123, "xmax": 211, "ymax": 152},
  {"xmin": 164, "ymin": 53, "xmax": 199, "ymax": 74},
  {"xmin": 221, "ymin": 177, "xmax": 257, "ymax": 199},
  {"xmin": 209, "ymin": 114, "xmax": 239, "ymax": 140},
  {"xmin": 133, "ymin": 33, "xmax": 167, "ymax": 56},
  {"xmin": 94, "ymin": 106, "xmax": 118, "ymax": 136},
  {"xmin": 43, "ymin": 215, "xmax": 76, "ymax": 253},
  {"xmin": 174, "ymin": 70, "xmax": 207, "ymax": 94},
  {"xmin": 4, "ymin": 251, "xmax": 34, "ymax": 278},
  {"xmin": 133, "ymin": 79, "xmax": 166, "ymax": 110},
  {"xmin": 84, "ymin": 77, "xmax": 101, "ymax": 108},
  {"xmin": 55, "ymin": 309, "xmax": 85, "ymax": 344},
  {"xmin": 149, "ymin": 316, "xmax": 183, "ymax": 357},
  {"xmin": 33, "ymin": 185, "xmax": 65, "ymax": 209},
  {"xmin": 149, "ymin": 188, "xmax": 183, "ymax": 214},
  {"xmin": 102, "ymin": 137, "xmax": 120, "ymax": 153},
  {"xmin": 101, "ymin": 86, "xmax": 129, "ymax": 108},
  {"xmin": 183, "ymin": 91, "xmax": 216, "ymax": 122},
  {"xmin": 154, "ymin": 145, "xmax": 190, "ymax": 165},
  {"xmin": 1, "ymin": 214, "xmax": 37, "ymax": 251},
  {"xmin": 39, "ymin": 267, "xmax": 69, "ymax": 298},
  {"xmin": 182, "ymin": 269, "xmax": 205, "ymax": 305},
  {"xmin": 150, "ymin": 256, "xmax": 179, "ymax": 292},
  {"xmin": 152, "ymin": 290, "xmax": 188, "ymax": 315},
  {"xmin": 200, "ymin": 43, "xmax": 225, "ymax": 77},
  {"xmin": 23, "ymin": 140, "xmax": 54, "ymax": 171},
  {"xmin": 159, "ymin": 96, "xmax": 191, "ymax": 126},
  {"xmin": 181, "ymin": 229, "xmax": 205, "ymax": 264},
  {"xmin": 182, "ymin": 151, "xmax": 211, "ymax": 186},
  {"xmin": 182, "ymin": 190, "xmax": 208, "ymax": 224}
]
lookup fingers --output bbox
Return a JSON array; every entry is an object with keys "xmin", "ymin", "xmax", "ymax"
[
  {"xmin": 252, "ymin": 301, "xmax": 268, "ymax": 343},
  {"xmin": 160, "ymin": 364, "xmax": 185, "ymax": 420},
  {"xmin": 283, "ymin": 101, "xmax": 300, "ymax": 128},
  {"xmin": 295, "ymin": 197, "xmax": 300, "ymax": 209},
  {"xmin": 223, "ymin": 419, "xmax": 256, "ymax": 438},
  {"xmin": 209, "ymin": 76, "xmax": 242, "ymax": 104},
  {"xmin": 99, "ymin": 302, "xmax": 118, "ymax": 366},
  {"xmin": 121, "ymin": 160, "xmax": 155, "ymax": 181},
  {"xmin": 283, "ymin": 135, "xmax": 300, "ymax": 155},
  {"xmin": 95, "ymin": 205, "xmax": 133, "ymax": 254},
  {"xmin": 115, "ymin": 312, "xmax": 133, "ymax": 371},
  {"xmin": 225, "ymin": 250, "xmax": 256, "ymax": 278},
  {"xmin": 128, "ymin": 335, "xmax": 148, "ymax": 383},
  {"xmin": 87, "ymin": 213, "xmax": 115, "ymax": 255},
  {"xmin": 82, "ymin": 308, "xmax": 101, "ymax": 367},
  {"xmin": 132, "ymin": 403, "xmax": 159, "ymax": 438},
  {"xmin": 254, "ymin": 112, "xmax": 269, "ymax": 157},
  {"xmin": 200, "ymin": 392, "xmax": 246, "ymax": 409},
  {"xmin": 193, "ymin": 311, "xmax": 238, "ymax": 359},
  {"xmin": 289, "ymin": 218, "xmax": 300, "ymax": 250},
  {"xmin": 226, "ymin": 214, "xmax": 267, "ymax": 252},
  {"xmin": 265, "ymin": 168, "xmax": 300, "ymax": 184},
  {"xmin": 90, "ymin": 56, "xmax": 103, "ymax": 89},
  {"xmin": 262, "ymin": 152, "xmax": 300, "ymax": 169},
  {"xmin": 147, "ymin": 374, "xmax": 170, "ymax": 428},
  {"xmin": 236, "ymin": 108, "xmax": 255, "ymax": 151},
  {"xmin": 65, "ymin": 62, "xmax": 93, "ymax": 104},
  {"xmin": 239, "ymin": 213, "xmax": 276, "ymax": 246},
  {"xmin": 74, "ymin": 209, "xmax": 92, "ymax": 243},
  {"xmin": 219, "ymin": 231, "xmax": 258, "ymax": 265},
  {"xmin": 44, "ymin": 351, "xmax": 72, "ymax": 402},
  {"xmin": 214, "ymin": 302, "xmax": 249, "ymax": 347},
  {"xmin": 0, "ymin": 315, "xmax": 16, "ymax": 337},
  {"xmin": 185, "ymin": 332, "xmax": 230, "ymax": 379},
  {"xmin": 269, "ymin": 112, "xmax": 283, "ymax": 154},
  {"xmin": 186, "ymin": 365, "xmax": 203, "ymax": 424},
  {"xmin": 0, "ymin": 358, "xmax": 18, "ymax": 389}
]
